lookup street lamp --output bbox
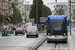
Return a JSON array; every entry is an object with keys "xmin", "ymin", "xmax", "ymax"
[
  {"xmin": 36, "ymin": 0, "xmax": 38, "ymax": 29},
  {"xmin": 26, "ymin": 2, "xmax": 29, "ymax": 16},
  {"xmin": 69, "ymin": 0, "xmax": 71, "ymax": 35},
  {"xmin": 25, "ymin": 0, "xmax": 30, "ymax": 22}
]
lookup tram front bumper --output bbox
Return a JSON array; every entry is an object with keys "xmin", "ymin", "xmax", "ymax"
[{"xmin": 47, "ymin": 35, "xmax": 67, "ymax": 41}]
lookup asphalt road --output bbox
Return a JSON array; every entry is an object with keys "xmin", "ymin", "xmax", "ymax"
[
  {"xmin": 0, "ymin": 33, "xmax": 46, "ymax": 50},
  {"xmin": 37, "ymin": 31, "xmax": 75, "ymax": 50},
  {"xmin": 0, "ymin": 27, "xmax": 75, "ymax": 50}
]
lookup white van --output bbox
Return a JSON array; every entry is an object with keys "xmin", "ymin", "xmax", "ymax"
[
  {"xmin": 26, "ymin": 26, "xmax": 39, "ymax": 37},
  {"xmin": 26, "ymin": 22, "xmax": 32, "ymax": 26}
]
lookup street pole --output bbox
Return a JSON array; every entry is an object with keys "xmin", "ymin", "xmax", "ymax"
[
  {"xmin": 25, "ymin": 0, "xmax": 26, "ymax": 22},
  {"xmin": 36, "ymin": 0, "xmax": 38, "ymax": 29},
  {"xmin": 69, "ymin": 0, "xmax": 71, "ymax": 35}
]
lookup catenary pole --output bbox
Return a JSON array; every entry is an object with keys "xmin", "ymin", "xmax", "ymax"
[{"xmin": 36, "ymin": 0, "xmax": 38, "ymax": 29}]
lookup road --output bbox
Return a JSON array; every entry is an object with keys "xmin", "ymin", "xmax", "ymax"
[
  {"xmin": 37, "ymin": 31, "xmax": 75, "ymax": 50},
  {"xmin": 0, "ymin": 33, "xmax": 46, "ymax": 50},
  {"xmin": 0, "ymin": 27, "xmax": 75, "ymax": 50}
]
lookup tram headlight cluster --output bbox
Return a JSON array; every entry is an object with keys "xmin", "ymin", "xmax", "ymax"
[
  {"xmin": 48, "ymin": 33, "xmax": 50, "ymax": 35},
  {"xmin": 64, "ymin": 33, "xmax": 66, "ymax": 36}
]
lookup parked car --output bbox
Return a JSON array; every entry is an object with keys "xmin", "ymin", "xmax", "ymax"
[
  {"xmin": 26, "ymin": 26, "xmax": 39, "ymax": 37},
  {"xmin": 15, "ymin": 28, "xmax": 25, "ymax": 35},
  {"xmin": 26, "ymin": 22, "xmax": 32, "ymax": 27},
  {"xmin": 12, "ymin": 26, "xmax": 17, "ymax": 30}
]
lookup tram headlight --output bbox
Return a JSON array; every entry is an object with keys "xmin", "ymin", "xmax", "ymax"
[
  {"xmin": 48, "ymin": 33, "xmax": 50, "ymax": 35},
  {"xmin": 64, "ymin": 33, "xmax": 66, "ymax": 35}
]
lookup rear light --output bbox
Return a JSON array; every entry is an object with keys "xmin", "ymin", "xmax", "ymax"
[
  {"xmin": 10, "ymin": 29, "xmax": 12, "ymax": 31},
  {"xmin": 64, "ymin": 33, "xmax": 66, "ymax": 36},
  {"xmin": 21, "ymin": 30, "xmax": 23, "ymax": 32},
  {"xmin": 48, "ymin": 33, "xmax": 50, "ymax": 35},
  {"xmin": 15, "ymin": 30, "xmax": 17, "ymax": 32},
  {"xmin": 36, "ymin": 30, "xmax": 37, "ymax": 33},
  {"xmin": 26, "ymin": 30, "xmax": 27, "ymax": 33}
]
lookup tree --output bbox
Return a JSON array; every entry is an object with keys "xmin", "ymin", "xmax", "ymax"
[
  {"xmin": 29, "ymin": 0, "xmax": 44, "ymax": 24},
  {"xmin": 11, "ymin": 3, "xmax": 22, "ymax": 24},
  {"xmin": 43, "ymin": 5, "xmax": 52, "ymax": 17},
  {"xmin": 54, "ymin": 8, "xmax": 65, "ymax": 15},
  {"xmin": 29, "ymin": 0, "xmax": 52, "ymax": 24},
  {"xmin": 0, "ymin": 13, "xmax": 4, "ymax": 23}
]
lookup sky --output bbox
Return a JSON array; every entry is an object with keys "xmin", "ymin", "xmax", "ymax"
[{"xmin": 24, "ymin": 0, "xmax": 68, "ymax": 10}]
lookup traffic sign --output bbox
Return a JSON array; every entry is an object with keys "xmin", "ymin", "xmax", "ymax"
[
  {"xmin": 40, "ymin": 17, "xmax": 45, "ymax": 22},
  {"xmin": 6, "ymin": 10, "xmax": 9, "ymax": 15},
  {"xmin": 29, "ymin": 18, "xmax": 34, "ymax": 23}
]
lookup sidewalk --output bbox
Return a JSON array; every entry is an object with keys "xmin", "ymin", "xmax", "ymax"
[
  {"xmin": 39, "ymin": 30, "xmax": 46, "ymax": 33},
  {"xmin": 0, "ymin": 31, "xmax": 15, "ymax": 37},
  {"xmin": 0, "ymin": 32, "xmax": 2, "ymax": 37}
]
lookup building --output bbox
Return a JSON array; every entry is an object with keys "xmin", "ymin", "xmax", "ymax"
[
  {"xmin": 68, "ymin": 0, "xmax": 75, "ymax": 21},
  {"xmin": 8, "ymin": 0, "xmax": 14, "ymax": 15},
  {"xmin": 14, "ymin": 0, "xmax": 25, "ymax": 15},
  {"xmin": 0, "ymin": 0, "xmax": 14, "ymax": 16},
  {"xmin": 0, "ymin": 0, "xmax": 3, "ymax": 15},
  {"xmin": 52, "ymin": 2, "xmax": 68, "ymax": 16}
]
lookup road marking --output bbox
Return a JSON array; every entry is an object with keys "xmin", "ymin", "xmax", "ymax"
[
  {"xmin": 0, "ymin": 37, "xmax": 22, "ymax": 46},
  {"xmin": 21, "ymin": 42, "xmax": 25, "ymax": 44},
  {"xmin": 55, "ymin": 44, "xmax": 58, "ymax": 50},
  {"xmin": 0, "ymin": 36, "xmax": 14, "ymax": 39},
  {"xmin": 0, "ymin": 45, "xmax": 2, "ymax": 46}
]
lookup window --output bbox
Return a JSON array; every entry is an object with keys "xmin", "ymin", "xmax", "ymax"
[
  {"xmin": 50, "ymin": 20, "xmax": 63, "ymax": 30},
  {"xmin": 6, "ymin": 5, "xmax": 7, "ymax": 8},
  {"xmin": 72, "ymin": 6, "xmax": 74, "ymax": 8},
  {"xmin": 9, "ymin": 0, "xmax": 11, "ymax": 1},
  {"xmin": 15, "ymin": 4, "xmax": 18, "ymax": 6},
  {"xmin": 15, "ymin": 0, "xmax": 18, "ymax": 1},
  {"xmin": 3, "ymin": 1, "xmax": 5, "ymax": 3},
  {"xmin": 3, "ymin": 9, "xmax": 5, "ymax": 11},
  {"xmin": 19, "ymin": 6, "xmax": 21, "ymax": 8},
  {"xmin": 6, "ymin": 1, "xmax": 7, "ymax": 3},
  {"xmin": 19, "ymin": 2, "xmax": 21, "ymax": 4},
  {"xmin": 56, "ymin": 5, "xmax": 60, "ymax": 7}
]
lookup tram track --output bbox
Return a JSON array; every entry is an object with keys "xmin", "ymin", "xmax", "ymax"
[
  {"xmin": 37, "ymin": 41, "xmax": 58, "ymax": 50},
  {"xmin": 51, "ymin": 43, "xmax": 58, "ymax": 50},
  {"xmin": 37, "ymin": 41, "xmax": 70, "ymax": 50},
  {"xmin": 29, "ymin": 34, "xmax": 72, "ymax": 50}
]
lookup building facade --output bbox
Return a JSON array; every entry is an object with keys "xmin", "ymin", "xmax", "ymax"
[
  {"xmin": 14, "ymin": 0, "xmax": 25, "ymax": 15},
  {"xmin": 0, "ymin": 0, "xmax": 25, "ymax": 16},
  {"xmin": 0, "ymin": 0, "xmax": 14, "ymax": 16},
  {"xmin": 0, "ymin": 0, "xmax": 3, "ymax": 15},
  {"xmin": 68, "ymin": 0, "xmax": 75, "ymax": 21}
]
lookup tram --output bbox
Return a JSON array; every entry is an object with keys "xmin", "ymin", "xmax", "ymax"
[{"xmin": 45, "ymin": 15, "xmax": 69, "ymax": 43}]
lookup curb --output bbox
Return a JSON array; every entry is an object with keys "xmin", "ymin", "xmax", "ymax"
[
  {"xmin": 8, "ymin": 34, "xmax": 14, "ymax": 36},
  {"xmin": 72, "ymin": 30, "xmax": 75, "ymax": 32},
  {"xmin": 1, "ymin": 34, "xmax": 14, "ymax": 37},
  {"xmin": 29, "ymin": 38, "xmax": 47, "ymax": 50},
  {"xmin": 39, "ymin": 32, "xmax": 46, "ymax": 33},
  {"xmin": 0, "ymin": 35, "xmax": 1, "ymax": 37}
]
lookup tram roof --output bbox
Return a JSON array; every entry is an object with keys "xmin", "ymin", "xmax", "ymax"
[
  {"xmin": 45, "ymin": 15, "xmax": 69, "ymax": 26},
  {"xmin": 47, "ymin": 15, "xmax": 67, "ymax": 20}
]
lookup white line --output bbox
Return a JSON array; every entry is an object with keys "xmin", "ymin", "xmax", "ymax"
[
  {"xmin": 55, "ymin": 44, "xmax": 58, "ymax": 50},
  {"xmin": 0, "ymin": 45, "xmax": 2, "ymax": 46},
  {"xmin": 51, "ymin": 44, "xmax": 56, "ymax": 50},
  {"xmin": 20, "ymin": 42, "xmax": 25, "ymax": 44},
  {"xmin": 1, "ymin": 38, "xmax": 21, "ymax": 46}
]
